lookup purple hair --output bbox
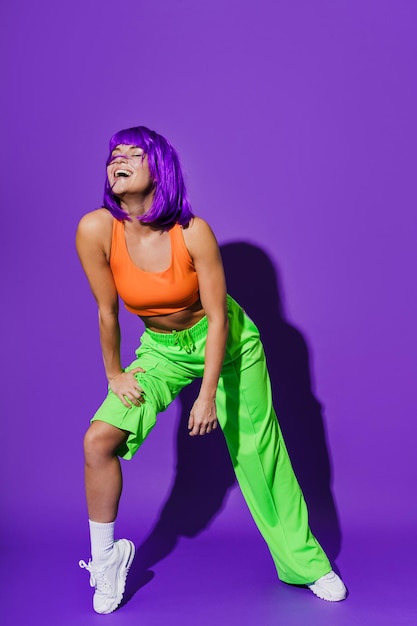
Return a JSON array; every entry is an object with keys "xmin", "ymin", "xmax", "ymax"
[{"xmin": 103, "ymin": 126, "xmax": 194, "ymax": 229}]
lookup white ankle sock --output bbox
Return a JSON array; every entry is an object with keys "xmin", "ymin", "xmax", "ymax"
[{"xmin": 89, "ymin": 520, "xmax": 115, "ymax": 564}]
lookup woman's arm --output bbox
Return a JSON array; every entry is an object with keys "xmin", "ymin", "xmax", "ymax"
[
  {"xmin": 183, "ymin": 217, "xmax": 229, "ymax": 436},
  {"xmin": 76, "ymin": 210, "xmax": 144, "ymax": 408}
]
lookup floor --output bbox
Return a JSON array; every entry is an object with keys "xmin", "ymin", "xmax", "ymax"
[
  {"xmin": 2, "ymin": 484, "xmax": 415, "ymax": 626},
  {"xmin": 3, "ymin": 388, "xmax": 415, "ymax": 626}
]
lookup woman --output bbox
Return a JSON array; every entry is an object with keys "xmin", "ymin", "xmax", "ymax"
[{"xmin": 76, "ymin": 126, "xmax": 347, "ymax": 614}]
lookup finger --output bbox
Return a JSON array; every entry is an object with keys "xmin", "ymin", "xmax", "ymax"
[
  {"xmin": 131, "ymin": 391, "xmax": 146, "ymax": 406},
  {"xmin": 204, "ymin": 421, "xmax": 217, "ymax": 435},
  {"xmin": 120, "ymin": 395, "xmax": 132, "ymax": 408},
  {"xmin": 121, "ymin": 390, "xmax": 138, "ymax": 405},
  {"xmin": 131, "ymin": 366, "xmax": 146, "ymax": 374},
  {"xmin": 189, "ymin": 423, "xmax": 200, "ymax": 437},
  {"xmin": 198, "ymin": 423, "xmax": 210, "ymax": 436},
  {"xmin": 130, "ymin": 389, "xmax": 144, "ymax": 402}
]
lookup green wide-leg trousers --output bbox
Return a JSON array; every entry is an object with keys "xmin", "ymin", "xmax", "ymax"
[{"xmin": 92, "ymin": 295, "xmax": 331, "ymax": 585}]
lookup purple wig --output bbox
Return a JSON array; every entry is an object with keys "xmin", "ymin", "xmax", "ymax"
[{"xmin": 103, "ymin": 126, "xmax": 194, "ymax": 229}]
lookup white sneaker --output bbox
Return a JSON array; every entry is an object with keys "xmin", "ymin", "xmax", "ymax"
[
  {"xmin": 79, "ymin": 538, "xmax": 135, "ymax": 614},
  {"xmin": 308, "ymin": 570, "xmax": 347, "ymax": 601}
]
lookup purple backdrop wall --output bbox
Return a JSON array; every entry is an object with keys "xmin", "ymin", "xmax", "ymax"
[{"xmin": 1, "ymin": 1, "xmax": 416, "ymax": 619}]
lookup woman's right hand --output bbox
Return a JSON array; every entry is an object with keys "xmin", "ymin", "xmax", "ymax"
[{"xmin": 108, "ymin": 367, "xmax": 146, "ymax": 408}]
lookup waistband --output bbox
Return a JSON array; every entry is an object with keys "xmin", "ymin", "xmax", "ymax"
[
  {"xmin": 143, "ymin": 294, "xmax": 236, "ymax": 353},
  {"xmin": 145, "ymin": 313, "xmax": 208, "ymax": 349}
]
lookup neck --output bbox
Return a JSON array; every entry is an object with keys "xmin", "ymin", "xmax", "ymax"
[{"xmin": 119, "ymin": 190, "xmax": 154, "ymax": 218}]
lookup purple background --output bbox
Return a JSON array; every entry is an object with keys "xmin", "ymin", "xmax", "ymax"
[{"xmin": 2, "ymin": 1, "xmax": 416, "ymax": 624}]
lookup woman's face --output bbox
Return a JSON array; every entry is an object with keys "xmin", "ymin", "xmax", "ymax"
[{"xmin": 107, "ymin": 144, "xmax": 153, "ymax": 196}]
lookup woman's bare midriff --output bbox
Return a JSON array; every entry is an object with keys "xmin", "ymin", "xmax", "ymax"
[{"xmin": 139, "ymin": 298, "xmax": 206, "ymax": 333}]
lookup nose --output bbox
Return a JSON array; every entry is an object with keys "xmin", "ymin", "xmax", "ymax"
[{"xmin": 108, "ymin": 154, "xmax": 129, "ymax": 166}]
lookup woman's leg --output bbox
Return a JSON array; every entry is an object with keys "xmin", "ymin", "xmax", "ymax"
[
  {"xmin": 83, "ymin": 420, "xmax": 128, "ymax": 566},
  {"xmin": 216, "ymin": 302, "xmax": 332, "ymax": 585},
  {"xmin": 80, "ymin": 421, "xmax": 135, "ymax": 614},
  {"xmin": 83, "ymin": 420, "xmax": 128, "ymax": 522}
]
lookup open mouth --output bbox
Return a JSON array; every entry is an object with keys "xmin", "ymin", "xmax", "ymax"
[{"xmin": 115, "ymin": 169, "xmax": 132, "ymax": 178}]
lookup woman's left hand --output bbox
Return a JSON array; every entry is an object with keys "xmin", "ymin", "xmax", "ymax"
[{"xmin": 188, "ymin": 397, "xmax": 218, "ymax": 436}]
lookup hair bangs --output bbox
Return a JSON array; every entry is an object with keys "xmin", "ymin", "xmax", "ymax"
[{"xmin": 109, "ymin": 127, "xmax": 148, "ymax": 155}]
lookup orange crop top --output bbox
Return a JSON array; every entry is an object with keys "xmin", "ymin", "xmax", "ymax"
[{"xmin": 110, "ymin": 219, "xmax": 200, "ymax": 316}]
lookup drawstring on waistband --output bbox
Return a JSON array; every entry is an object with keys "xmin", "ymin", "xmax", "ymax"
[{"xmin": 172, "ymin": 328, "xmax": 196, "ymax": 354}]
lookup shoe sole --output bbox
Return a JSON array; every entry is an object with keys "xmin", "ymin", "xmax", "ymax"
[{"xmin": 99, "ymin": 539, "xmax": 136, "ymax": 614}]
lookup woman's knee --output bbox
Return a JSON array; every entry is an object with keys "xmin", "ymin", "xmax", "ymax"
[{"xmin": 84, "ymin": 421, "xmax": 127, "ymax": 462}]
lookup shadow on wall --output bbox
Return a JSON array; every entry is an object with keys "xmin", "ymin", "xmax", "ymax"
[{"xmin": 127, "ymin": 241, "xmax": 341, "ymax": 596}]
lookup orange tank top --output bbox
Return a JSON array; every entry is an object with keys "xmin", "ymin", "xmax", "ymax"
[{"xmin": 110, "ymin": 219, "xmax": 200, "ymax": 316}]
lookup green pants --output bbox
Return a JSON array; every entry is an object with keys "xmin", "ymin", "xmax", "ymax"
[{"xmin": 93, "ymin": 295, "xmax": 331, "ymax": 584}]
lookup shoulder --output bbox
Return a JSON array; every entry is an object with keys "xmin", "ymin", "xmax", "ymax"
[
  {"xmin": 181, "ymin": 216, "xmax": 218, "ymax": 246},
  {"xmin": 77, "ymin": 208, "xmax": 113, "ymax": 238},
  {"xmin": 76, "ymin": 208, "xmax": 114, "ymax": 259},
  {"xmin": 181, "ymin": 216, "xmax": 220, "ymax": 261}
]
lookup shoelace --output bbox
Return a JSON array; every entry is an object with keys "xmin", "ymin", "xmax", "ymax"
[
  {"xmin": 172, "ymin": 328, "xmax": 195, "ymax": 354},
  {"xmin": 79, "ymin": 560, "xmax": 111, "ymax": 595}
]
